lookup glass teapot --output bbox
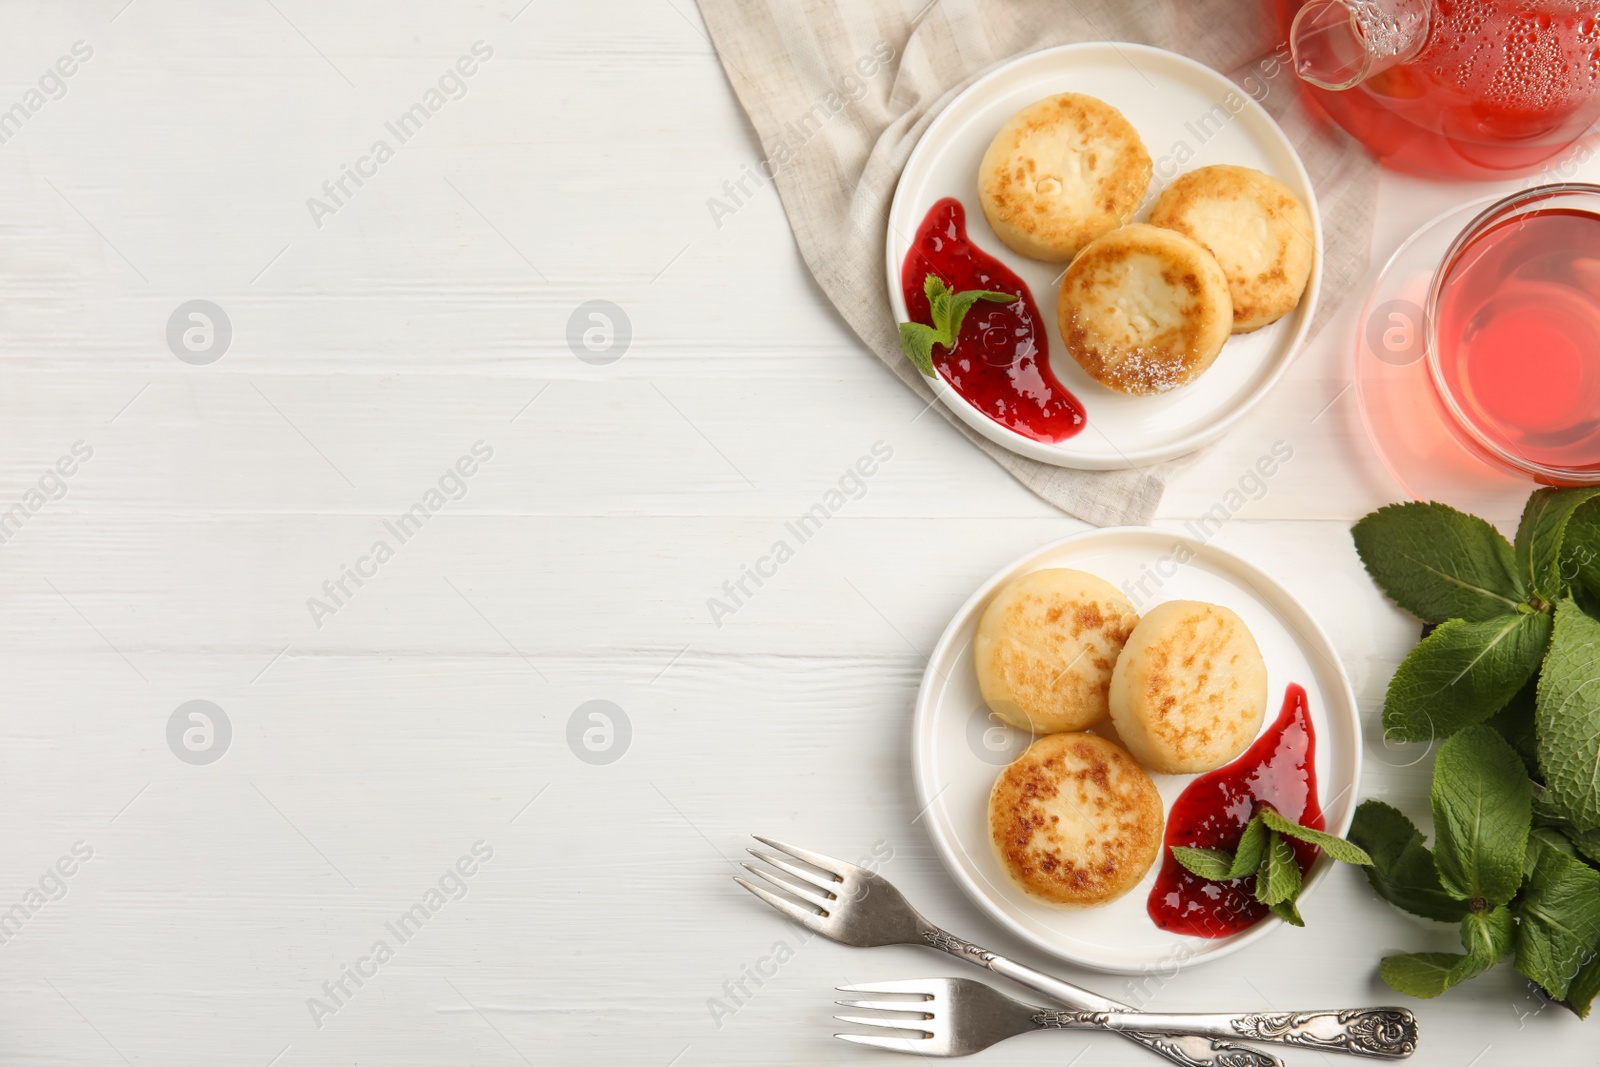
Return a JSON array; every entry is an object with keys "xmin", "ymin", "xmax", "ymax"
[{"xmin": 1278, "ymin": 0, "xmax": 1600, "ymax": 178}]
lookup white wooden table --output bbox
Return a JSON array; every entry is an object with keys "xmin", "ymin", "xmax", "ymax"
[{"xmin": 0, "ymin": 3, "xmax": 1590, "ymax": 1064}]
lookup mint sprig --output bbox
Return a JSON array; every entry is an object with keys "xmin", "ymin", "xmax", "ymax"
[
  {"xmin": 897, "ymin": 274, "xmax": 1016, "ymax": 378},
  {"xmin": 1359, "ymin": 727, "xmax": 1527, "ymax": 999},
  {"xmin": 1351, "ymin": 488, "xmax": 1600, "ymax": 1016},
  {"xmin": 1169, "ymin": 804, "xmax": 1371, "ymax": 928}
]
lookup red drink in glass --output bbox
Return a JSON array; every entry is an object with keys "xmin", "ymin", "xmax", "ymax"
[{"xmin": 1428, "ymin": 184, "xmax": 1600, "ymax": 482}]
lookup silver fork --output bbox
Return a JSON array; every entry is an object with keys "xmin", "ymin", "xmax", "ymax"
[
  {"xmin": 736, "ymin": 836, "xmax": 1417, "ymax": 1067},
  {"xmin": 834, "ymin": 978, "xmax": 1418, "ymax": 1059}
]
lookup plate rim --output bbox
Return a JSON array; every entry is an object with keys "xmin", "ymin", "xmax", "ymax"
[
  {"xmin": 910, "ymin": 525, "xmax": 1363, "ymax": 974},
  {"xmin": 885, "ymin": 40, "xmax": 1325, "ymax": 470}
]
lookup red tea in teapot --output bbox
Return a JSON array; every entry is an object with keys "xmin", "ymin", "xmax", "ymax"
[{"xmin": 1283, "ymin": 0, "xmax": 1600, "ymax": 178}]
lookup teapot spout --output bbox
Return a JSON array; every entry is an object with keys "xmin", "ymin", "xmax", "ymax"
[{"xmin": 1289, "ymin": 0, "xmax": 1430, "ymax": 90}]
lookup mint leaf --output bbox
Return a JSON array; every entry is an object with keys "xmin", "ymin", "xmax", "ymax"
[
  {"xmin": 1565, "ymin": 500, "xmax": 1600, "ymax": 609},
  {"xmin": 1267, "ymin": 897, "xmax": 1305, "ymax": 927},
  {"xmin": 1528, "ymin": 798, "xmax": 1600, "ymax": 864},
  {"xmin": 1487, "ymin": 677, "xmax": 1540, "ymax": 776},
  {"xmin": 1535, "ymin": 598, "xmax": 1600, "ymax": 832},
  {"xmin": 1258, "ymin": 807, "xmax": 1372, "ymax": 865},
  {"xmin": 1463, "ymin": 905, "xmax": 1515, "ymax": 966},
  {"xmin": 1170, "ymin": 815, "xmax": 1272, "ymax": 885},
  {"xmin": 1379, "ymin": 953, "xmax": 1470, "ymax": 998},
  {"xmin": 1568, "ymin": 826, "xmax": 1600, "ymax": 867},
  {"xmin": 1382, "ymin": 611, "xmax": 1552, "ymax": 742},
  {"xmin": 897, "ymin": 323, "xmax": 939, "ymax": 377},
  {"xmin": 1526, "ymin": 825, "xmax": 1578, "ymax": 877},
  {"xmin": 1250, "ymin": 824, "xmax": 1308, "ymax": 925},
  {"xmin": 1256, "ymin": 831, "xmax": 1302, "ymax": 906},
  {"xmin": 1170, "ymin": 816, "xmax": 1272, "ymax": 887},
  {"xmin": 945, "ymin": 288, "xmax": 1015, "ymax": 342},
  {"xmin": 1431, "ymin": 725, "xmax": 1532, "ymax": 906},
  {"xmin": 926, "ymin": 273, "xmax": 952, "ymax": 327},
  {"xmin": 1378, "ymin": 906, "xmax": 1512, "ymax": 998},
  {"xmin": 1566, "ymin": 952, "xmax": 1600, "ymax": 1019},
  {"xmin": 1353, "ymin": 501, "xmax": 1526, "ymax": 623},
  {"xmin": 1515, "ymin": 847, "xmax": 1600, "ymax": 1000},
  {"xmin": 1528, "ymin": 801, "xmax": 1600, "ymax": 863},
  {"xmin": 1170, "ymin": 845, "xmax": 1235, "ymax": 881},
  {"xmin": 1228, "ymin": 816, "xmax": 1269, "ymax": 879},
  {"xmin": 1516, "ymin": 487, "xmax": 1600, "ymax": 602},
  {"xmin": 1348, "ymin": 800, "xmax": 1469, "ymax": 922},
  {"xmin": 897, "ymin": 275, "xmax": 1015, "ymax": 379}
]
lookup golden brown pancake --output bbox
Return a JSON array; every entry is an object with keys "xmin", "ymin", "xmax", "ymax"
[
  {"xmin": 1057, "ymin": 223, "xmax": 1233, "ymax": 395},
  {"xmin": 978, "ymin": 93, "xmax": 1151, "ymax": 263},
  {"xmin": 974, "ymin": 569, "xmax": 1139, "ymax": 734},
  {"xmin": 1108, "ymin": 600, "xmax": 1269, "ymax": 774},
  {"xmin": 1149, "ymin": 164, "xmax": 1314, "ymax": 333},
  {"xmin": 989, "ymin": 732, "xmax": 1164, "ymax": 906}
]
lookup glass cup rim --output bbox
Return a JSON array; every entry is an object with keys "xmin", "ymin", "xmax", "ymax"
[{"xmin": 1423, "ymin": 181, "xmax": 1600, "ymax": 486}]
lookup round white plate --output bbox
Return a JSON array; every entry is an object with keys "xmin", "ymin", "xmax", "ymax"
[
  {"xmin": 886, "ymin": 43, "xmax": 1323, "ymax": 469},
  {"xmin": 912, "ymin": 528, "xmax": 1361, "ymax": 974}
]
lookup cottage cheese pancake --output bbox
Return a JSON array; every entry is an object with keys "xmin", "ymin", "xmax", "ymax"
[
  {"xmin": 1109, "ymin": 600, "xmax": 1268, "ymax": 774},
  {"xmin": 989, "ymin": 732, "xmax": 1164, "ymax": 906},
  {"xmin": 974, "ymin": 568, "xmax": 1139, "ymax": 734},
  {"xmin": 1057, "ymin": 224, "xmax": 1233, "ymax": 395},
  {"xmin": 978, "ymin": 93, "xmax": 1151, "ymax": 263},
  {"xmin": 1150, "ymin": 165, "xmax": 1313, "ymax": 333}
]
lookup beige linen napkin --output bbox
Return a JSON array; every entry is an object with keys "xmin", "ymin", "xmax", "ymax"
[{"xmin": 696, "ymin": 0, "xmax": 1376, "ymax": 526}]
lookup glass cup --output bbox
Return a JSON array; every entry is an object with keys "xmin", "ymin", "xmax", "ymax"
[{"xmin": 1424, "ymin": 183, "xmax": 1600, "ymax": 487}]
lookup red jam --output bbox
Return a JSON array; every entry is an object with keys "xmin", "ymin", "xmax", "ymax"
[
  {"xmin": 1148, "ymin": 684, "xmax": 1323, "ymax": 938},
  {"xmin": 900, "ymin": 198, "xmax": 1085, "ymax": 442}
]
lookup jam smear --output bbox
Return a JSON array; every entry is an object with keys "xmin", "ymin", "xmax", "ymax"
[
  {"xmin": 901, "ymin": 198, "xmax": 1085, "ymax": 442},
  {"xmin": 1148, "ymin": 683, "xmax": 1323, "ymax": 938}
]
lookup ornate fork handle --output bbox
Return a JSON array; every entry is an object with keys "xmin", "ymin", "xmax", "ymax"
[
  {"xmin": 1230, "ymin": 1010, "xmax": 1418, "ymax": 1058},
  {"xmin": 921, "ymin": 929, "xmax": 1282, "ymax": 1067},
  {"xmin": 1033, "ymin": 1008, "xmax": 1419, "ymax": 1059}
]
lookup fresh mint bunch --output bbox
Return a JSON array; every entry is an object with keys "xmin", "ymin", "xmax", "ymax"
[
  {"xmin": 1170, "ymin": 805, "xmax": 1372, "ymax": 927},
  {"xmin": 1352, "ymin": 488, "xmax": 1600, "ymax": 743},
  {"xmin": 897, "ymin": 274, "xmax": 1015, "ymax": 377},
  {"xmin": 1350, "ymin": 487, "xmax": 1600, "ymax": 1015}
]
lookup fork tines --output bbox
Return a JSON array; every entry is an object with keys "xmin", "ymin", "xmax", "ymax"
[
  {"xmin": 834, "ymin": 982, "xmax": 936, "ymax": 1052},
  {"xmin": 734, "ymin": 836, "xmax": 851, "ymax": 935},
  {"xmin": 835, "ymin": 1032, "xmax": 935, "ymax": 1053}
]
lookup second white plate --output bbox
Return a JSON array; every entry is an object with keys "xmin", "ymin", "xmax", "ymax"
[
  {"xmin": 912, "ymin": 527, "xmax": 1361, "ymax": 974},
  {"xmin": 886, "ymin": 43, "xmax": 1323, "ymax": 469}
]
